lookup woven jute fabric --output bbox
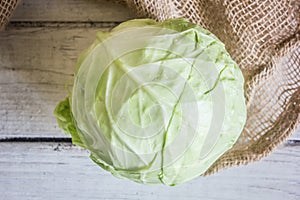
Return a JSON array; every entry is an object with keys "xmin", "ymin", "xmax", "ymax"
[
  {"xmin": 118, "ymin": 0, "xmax": 300, "ymax": 174},
  {"xmin": 0, "ymin": 0, "xmax": 19, "ymax": 30}
]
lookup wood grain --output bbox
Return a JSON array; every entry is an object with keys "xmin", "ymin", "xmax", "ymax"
[
  {"xmin": 11, "ymin": 0, "xmax": 135, "ymax": 22},
  {"xmin": 0, "ymin": 27, "xmax": 106, "ymax": 136},
  {"xmin": 0, "ymin": 142, "xmax": 299, "ymax": 200}
]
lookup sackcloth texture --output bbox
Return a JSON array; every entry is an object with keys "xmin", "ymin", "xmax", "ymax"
[
  {"xmin": 0, "ymin": 0, "xmax": 19, "ymax": 30},
  {"xmin": 117, "ymin": 0, "xmax": 300, "ymax": 175}
]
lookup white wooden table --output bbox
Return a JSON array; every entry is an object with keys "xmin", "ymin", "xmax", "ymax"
[{"xmin": 0, "ymin": 1, "xmax": 299, "ymax": 199}]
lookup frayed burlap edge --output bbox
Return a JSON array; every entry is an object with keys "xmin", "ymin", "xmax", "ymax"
[
  {"xmin": 205, "ymin": 86, "xmax": 300, "ymax": 175},
  {"xmin": 205, "ymin": 34, "xmax": 300, "ymax": 175}
]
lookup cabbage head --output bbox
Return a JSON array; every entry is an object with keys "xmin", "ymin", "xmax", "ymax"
[{"xmin": 54, "ymin": 18, "xmax": 246, "ymax": 186}]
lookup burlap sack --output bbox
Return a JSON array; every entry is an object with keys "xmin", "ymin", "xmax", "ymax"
[
  {"xmin": 117, "ymin": 0, "xmax": 300, "ymax": 174},
  {"xmin": 0, "ymin": 0, "xmax": 19, "ymax": 30}
]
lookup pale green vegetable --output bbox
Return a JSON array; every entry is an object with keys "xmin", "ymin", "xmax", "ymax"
[{"xmin": 55, "ymin": 18, "xmax": 246, "ymax": 186}]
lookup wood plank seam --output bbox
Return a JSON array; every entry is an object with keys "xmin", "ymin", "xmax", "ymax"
[
  {"xmin": 0, "ymin": 136, "xmax": 299, "ymax": 146},
  {"xmin": 0, "ymin": 136, "xmax": 72, "ymax": 143},
  {"xmin": 7, "ymin": 21, "xmax": 121, "ymax": 28}
]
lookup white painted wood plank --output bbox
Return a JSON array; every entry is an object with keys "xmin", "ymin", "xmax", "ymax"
[
  {"xmin": 291, "ymin": 124, "xmax": 300, "ymax": 139},
  {"xmin": 0, "ymin": 27, "xmax": 107, "ymax": 136},
  {"xmin": 11, "ymin": 0, "xmax": 135, "ymax": 22},
  {"xmin": 0, "ymin": 142, "xmax": 299, "ymax": 200}
]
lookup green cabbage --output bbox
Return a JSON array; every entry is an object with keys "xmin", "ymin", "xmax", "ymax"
[{"xmin": 54, "ymin": 18, "xmax": 246, "ymax": 185}]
